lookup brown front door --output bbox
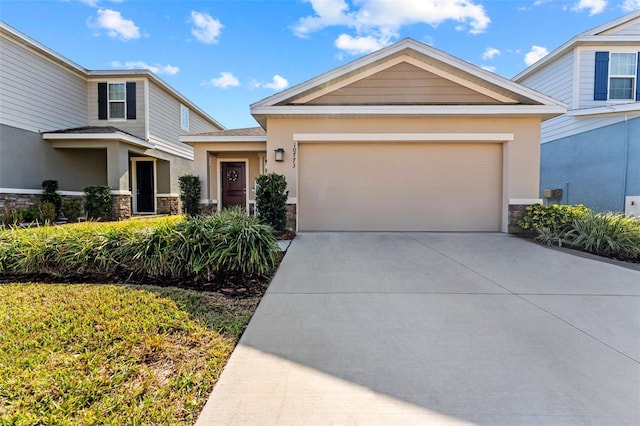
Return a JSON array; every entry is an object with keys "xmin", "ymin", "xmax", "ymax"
[{"xmin": 221, "ymin": 162, "xmax": 246, "ymax": 209}]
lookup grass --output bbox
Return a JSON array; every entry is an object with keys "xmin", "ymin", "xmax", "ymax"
[{"xmin": 0, "ymin": 283, "xmax": 261, "ymax": 425}]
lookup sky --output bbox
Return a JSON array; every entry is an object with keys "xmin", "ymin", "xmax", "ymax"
[{"xmin": 2, "ymin": 0, "xmax": 639, "ymax": 129}]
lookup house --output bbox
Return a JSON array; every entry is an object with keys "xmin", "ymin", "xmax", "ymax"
[
  {"xmin": 0, "ymin": 22, "xmax": 224, "ymax": 219},
  {"xmin": 514, "ymin": 10, "xmax": 640, "ymax": 216},
  {"xmin": 182, "ymin": 38, "xmax": 565, "ymax": 232}
]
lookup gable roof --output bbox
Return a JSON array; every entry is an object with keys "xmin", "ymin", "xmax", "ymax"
[
  {"xmin": 251, "ymin": 38, "xmax": 565, "ymax": 127},
  {"xmin": 513, "ymin": 10, "xmax": 640, "ymax": 82}
]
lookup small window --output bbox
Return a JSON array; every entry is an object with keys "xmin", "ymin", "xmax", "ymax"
[
  {"xmin": 108, "ymin": 83, "xmax": 126, "ymax": 119},
  {"xmin": 609, "ymin": 53, "xmax": 636, "ymax": 100},
  {"xmin": 180, "ymin": 104, "xmax": 189, "ymax": 131}
]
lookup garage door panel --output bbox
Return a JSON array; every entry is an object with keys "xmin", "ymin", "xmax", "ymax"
[{"xmin": 299, "ymin": 143, "xmax": 502, "ymax": 231}]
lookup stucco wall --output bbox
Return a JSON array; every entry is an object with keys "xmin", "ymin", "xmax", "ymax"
[
  {"xmin": 265, "ymin": 116, "xmax": 542, "ymax": 202},
  {"xmin": 540, "ymin": 116, "xmax": 639, "ymax": 212},
  {"xmin": 0, "ymin": 124, "xmax": 106, "ymax": 191}
]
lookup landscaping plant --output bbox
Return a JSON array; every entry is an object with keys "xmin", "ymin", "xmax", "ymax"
[
  {"xmin": 564, "ymin": 212, "xmax": 640, "ymax": 260},
  {"xmin": 255, "ymin": 173, "xmax": 288, "ymax": 232},
  {"xmin": 84, "ymin": 186, "xmax": 112, "ymax": 220},
  {"xmin": 61, "ymin": 199, "xmax": 83, "ymax": 223},
  {"xmin": 1, "ymin": 206, "xmax": 21, "ymax": 228},
  {"xmin": 41, "ymin": 179, "xmax": 62, "ymax": 218},
  {"xmin": 178, "ymin": 174, "xmax": 201, "ymax": 216},
  {"xmin": 36, "ymin": 201, "xmax": 57, "ymax": 225}
]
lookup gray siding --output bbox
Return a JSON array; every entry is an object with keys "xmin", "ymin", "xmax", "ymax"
[
  {"xmin": 541, "ymin": 113, "xmax": 633, "ymax": 143},
  {"xmin": 0, "ymin": 124, "xmax": 106, "ymax": 190},
  {"xmin": 540, "ymin": 117, "xmax": 639, "ymax": 212},
  {"xmin": 602, "ymin": 21, "xmax": 640, "ymax": 36},
  {"xmin": 0, "ymin": 35, "xmax": 87, "ymax": 132},
  {"xmin": 578, "ymin": 50, "xmax": 598, "ymax": 108},
  {"xmin": 148, "ymin": 80, "xmax": 185, "ymax": 144},
  {"xmin": 87, "ymin": 80, "xmax": 146, "ymax": 139},
  {"xmin": 189, "ymin": 108, "xmax": 219, "ymax": 134},
  {"xmin": 519, "ymin": 51, "xmax": 574, "ymax": 107}
]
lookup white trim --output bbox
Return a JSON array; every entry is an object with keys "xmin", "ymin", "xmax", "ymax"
[
  {"xmin": 286, "ymin": 197, "xmax": 297, "ymax": 204},
  {"xmin": 252, "ymin": 104, "xmax": 566, "ymax": 118},
  {"xmin": 293, "ymin": 133, "xmax": 515, "ymax": 142},
  {"xmin": 216, "ymin": 158, "xmax": 250, "ymax": 211},
  {"xmin": 568, "ymin": 102, "xmax": 640, "ymax": 116},
  {"xmin": 144, "ymin": 79, "xmax": 150, "ymax": 140},
  {"xmin": 200, "ymin": 199, "xmax": 218, "ymax": 204},
  {"xmin": 148, "ymin": 135, "xmax": 195, "ymax": 160},
  {"xmin": 43, "ymin": 132, "xmax": 154, "ymax": 149},
  {"xmin": 509, "ymin": 198, "xmax": 542, "ymax": 205},
  {"xmin": 181, "ymin": 135, "xmax": 267, "ymax": 143},
  {"xmin": 0, "ymin": 188, "xmax": 131, "ymax": 196},
  {"xmin": 131, "ymin": 157, "xmax": 157, "ymax": 214},
  {"xmin": 157, "ymin": 193, "xmax": 179, "ymax": 197}
]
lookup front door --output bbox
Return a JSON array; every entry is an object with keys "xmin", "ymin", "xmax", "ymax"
[
  {"xmin": 136, "ymin": 161, "xmax": 155, "ymax": 213},
  {"xmin": 221, "ymin": 162, "xmax": 246, "ymax": 209}
]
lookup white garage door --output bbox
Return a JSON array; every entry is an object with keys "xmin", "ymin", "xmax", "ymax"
[{"xmin": 298, "ymin": 142, "xmax": 502, "ymax": 231}]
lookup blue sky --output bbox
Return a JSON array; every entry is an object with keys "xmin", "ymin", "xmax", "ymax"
[{"xmin": 2, "ymin": 0, "xmax": 639, "ymax": 129}]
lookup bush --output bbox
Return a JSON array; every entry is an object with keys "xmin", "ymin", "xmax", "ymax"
[
  {"xmin": 178, "ymin": 175, "xmax": 201, "ymax": 216},
  {"xmin": 84, "ymin": 186, "xmax": 112, "ymax": 220},
  {"xmin": 21, "ymin": 208, "xmax": 37, "ymax": 222},
  {"xmin": 519, "ymin": 204, "xmax": 591, "ymax": 236},
  {"xmin": 0, "ymin": 212, "xmax": 280, "ymax": 279},
  {"xmin": 61, "ymin": 199, "xmax": 83, "ymax": 223},
  {"xmin": 1, "ymin": 206, "xmax": 21, "ymax": 228},
  {"xmin": 36, "ymin": 201, "xmax": 57, "ymax": 225},
  {"xmin": 41, "ymin": 180, "xmax": 62, "ymax": 219},
  {"xmin": 564, "ymin": 212, "xmax": 640, "ymax": 260},
  {"xmin": 255, "ymin": 173, "xmax": 288, "ymax": 232}
]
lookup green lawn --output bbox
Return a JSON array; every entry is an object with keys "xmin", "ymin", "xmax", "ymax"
[{"xmin": 0, "ymin": 283, "xmax": 261, "ymax": 425}]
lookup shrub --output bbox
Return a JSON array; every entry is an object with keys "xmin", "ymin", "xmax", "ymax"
[
  {"xmin": 255, "ymin": 173, "xmax": 288, "ymax": 232},
  {"xmin": 61, "ymin": 199, "xmax": 83, "ymax": 223},
  {"xmin": 564, "ymin": 212, "xmax": 640, "ymax": 260},
  {"xmin": 84, "ymin": 186, "xmax": 112, "ymax": 220},
  {"xmin": 21, "ymin": 208, "xmax": 37, "ymax": 222},
  {"xmin": 1, "ymin": 206, "xmax": 21, "ymax": 228},
  {"xmin": 36, "ymin": 201, "xmax": 57, "ymax": 225},
  {"xmin": 519, "ymin": 204, "xmax": 591, "ymax": 244},
  {"xmin": 178, "ymin": 174, "xmax": 201, "ymax": 216},
  {"xmin": 42, "ymin": 180, "xmax": 62, "ymax": 218}
]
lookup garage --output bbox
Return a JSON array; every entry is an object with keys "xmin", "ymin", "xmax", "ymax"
[{"xmin": 298, "ymin": 142, "xmax": 503, "ymax": 231}]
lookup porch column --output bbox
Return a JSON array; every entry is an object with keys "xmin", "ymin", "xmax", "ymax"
[{"xmin": 106, "ymin": 142, "xmax": 132, "ymax": 219}]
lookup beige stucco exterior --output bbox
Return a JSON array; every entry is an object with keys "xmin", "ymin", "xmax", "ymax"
[{"xmin": 264, "ymin": 116, "xmax": 541, "ymax": 232}]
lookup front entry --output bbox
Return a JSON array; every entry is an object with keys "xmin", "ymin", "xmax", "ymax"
[
  {"xmin": 135, "ymin": 160, "xmax": 155, "ymax": 213},
  {"xmin": 221, "ymin": 161, "xmax": 246, "ymax": 209}
]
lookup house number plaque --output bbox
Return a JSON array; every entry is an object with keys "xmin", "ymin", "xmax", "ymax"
[{"xmin": 292, "ymin": 143, "xmax": 297, "ymax": 168}]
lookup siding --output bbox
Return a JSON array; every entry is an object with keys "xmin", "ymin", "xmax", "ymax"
[
  {"xmin": 541, "ymin": 113, "xmax": 634, "ymax": 143},
  {"xmin": 0, "ymin": 35, "xmax": 87, "ymax": 132},
  {"xmin": 306, "ymin": 62, "xmax": 500, "ymax": 105},
  {"xmin": 87, "ymin": 80, "xmax": 146, "ymax": 139},
  {"xmin": 578, "ymin": 50, "xmax": 599, "ymax": 108},
  {"xmin": 601, "ymin": 21, "xmax": 640, "ymax": 36},
  {"xmin": 518, "ymin": 51, "xmax": 574, "ymax": 107},
  {"xmin": 189, "ymin": 108, "xmax": 219, "ymax": 134},
  {"xmin": 540, "ymin": 117, "xmax": 639, "ymax": 212}
]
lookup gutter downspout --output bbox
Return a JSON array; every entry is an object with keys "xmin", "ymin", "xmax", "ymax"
[{"xmin": 622, "ymin": 113, "xmax": 629, "ymax": 213}]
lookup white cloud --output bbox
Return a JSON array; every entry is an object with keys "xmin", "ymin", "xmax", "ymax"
[
  {"xmin": 293, "ymin": 0, "xmax": 491, "ymax": 54},
  {"xmin": 335, "ymin": 34, "xmax": 389, "ymax": 54},
  {"xmin": 93, "ymin": 8, "xmax": 140, "ymax": 41},
  {"xmin": 191, "ymin": 11, "xmax": 223, "ymax": 44},
  {"xmin": 524, "ymin": 45, "xmax": 549, "ymax": 66},
  {"xmin": 251, "ymin": 75, "xmax": 289, "ymax": 91},
  {"xmin": 79, "ymin": 0, "xmax": 123, "ymax": 6},
  {"xmin": 622, "ymin": 0, "xmax": 640, "ymax": 10},
  {"xmin": 111, "ymin": 60, "xmax": 179, "ymax": 75},
  {"xmin": 482, "ymin": 47, "xmax": 501, "ymax": 60},
  {"xmin": 572, "ymin": 0, "xmax": 607, "ymax": 14},
  {"xmin": 208, "ymin": 72, "xmax": 240, "ymax": 88}
]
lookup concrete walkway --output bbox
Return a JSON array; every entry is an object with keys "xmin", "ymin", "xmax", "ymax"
[{"xmin": 197, "ymin": 233, "xmax": 640, "ymax": 425}]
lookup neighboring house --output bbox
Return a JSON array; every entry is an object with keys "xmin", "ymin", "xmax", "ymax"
[
  {"xmin": 0, "ymin": 22, "xmax": 224, "ymax": 219},
  {"xmin": 514, "ymin": 10, "xmax": 640, "ymax": 216},
  {"xmin": 182, "ymin": 38, "xmax": 565, "ymax": 232}
]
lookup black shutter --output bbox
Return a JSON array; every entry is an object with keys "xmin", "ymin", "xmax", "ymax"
[
  {"xmin": 98, "ymin": 82, "xmax": 108, "ymax": 120},
  {"xmin": 636, "ymin": 52, "xmax": 640, "ymax": 101},
  {"xmin": 126, "ymin": 82, "xmax": 136, "ymax": 120},
  {"xmin": 594, "ymin": 51, "xmax": 609, "ymax": 101}
]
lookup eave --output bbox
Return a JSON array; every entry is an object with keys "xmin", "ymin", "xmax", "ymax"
[{"xmin": 42, "ymin": 132, "xmax": 155, "ymax": 149}]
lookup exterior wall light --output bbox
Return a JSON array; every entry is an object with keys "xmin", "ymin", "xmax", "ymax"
[{"xmin": 274, "ymin": 148, "xmax": 285, "ymax": 162}]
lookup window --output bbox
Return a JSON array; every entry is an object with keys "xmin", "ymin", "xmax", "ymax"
[
  {"xmin": 609, "ymin": 53, "xmax": 637, "ymax": 100},
  {"xmin": 180, "ymin": 104, "xmax": 189, "ymax": 131},
  {"xmin": 108, "ymin": 83, "xmax": 126, "ymax": 119}
]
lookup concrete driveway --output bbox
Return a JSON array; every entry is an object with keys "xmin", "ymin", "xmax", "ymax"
[{"xmin": 197, "ymin": 233, "xmax": 640, "ymax": 425}]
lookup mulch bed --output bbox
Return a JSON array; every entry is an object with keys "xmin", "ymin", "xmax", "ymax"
[{"xmin": 0, "ymin": 270, "xmax": 274, "ymax": 298}]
